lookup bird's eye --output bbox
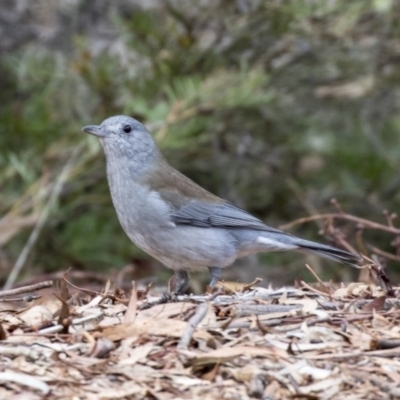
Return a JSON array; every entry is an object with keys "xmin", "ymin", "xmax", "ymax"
[{"xmin": 123, "ymin": 125, "xmax": 132, "ymax": 133}]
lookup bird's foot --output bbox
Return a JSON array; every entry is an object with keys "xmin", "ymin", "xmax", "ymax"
[
  {"xmin": 208, "ymin": 266, "xmax": 222, "ymax": 289},
  {"xmin": 169, "ymin": 270, "xmax": 190, "ymax": 295},
  {"xmin": 160, "ymin": 291, "xmax": 178, "ymax": 303},
  {"xmin": 139, "ymin": 291, "xmax": 176, "ymax": 310}
]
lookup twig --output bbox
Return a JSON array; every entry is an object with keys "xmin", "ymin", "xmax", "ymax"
[
  {"xmin": 242, "ymin": 277, "xmax": 263, "ymax": 292},
  {"xmin": 0, "ymin": 295, "xmax": 41, "ymax": 302},
  {"xmin": 0, "ymin": 371, "xmax": 50, "ymax": 395},
  {"xmin": 124, "ymin": 281, "xmax": 137, "ymax": 323},
  {"xmin": 383, "ymin": 209, "xmax": 398, "ymax": 228},
  {"xmin": 138, "ymin": 292, "xmax": 175, "ymax": 310},
  {"xmin": 219, "ymin": 303, "xmax": 302, "ymax": 318},
  {"xmin": 62, "ymin": 274, "xmax": 100, "ymax": 296},
  {"xmin": 178, "ymin": 303, "xmax": 209, "ymax": 350},
  {"xmin": 4, "ymin": 147, "xmax": 82, "ymax": 290},
  {"xmin": 304, "ymin": 264, "xmax": 329, "ymax": 292},
  {"xmin": 38, "ymin": 312, "xmax": 104, "ymax": 334},
  {"xmin": 368, "ymin": 245, "xmax": 400, "ymax": 262},
  {"xmin": 369, "ymin": 256, "xmax": 394, "ymax": 295},
  {"xmin": 330, "ymin": 198, "xmax": 345, "ymax": 214},
  {"xmin": 0, "ymin": 280, "xmax": 53, "ymax": 298},
  {"xmin": 280, "ymin": 213, "xmax": 400, "ymax": 235},
  {"xmin": 355, "ymin": 225, "xmax": 369, "ymax": 256},
  {"xmin": 208, "ymin": 288, "xmax": 224, "ymax": 301},
  {"xmin": 298, "ymin": 280, "xmax": 331, "ymax": 297},
  {"xmin": 327, "ymin": 227, "xmax": 359, "ymax": 255}
]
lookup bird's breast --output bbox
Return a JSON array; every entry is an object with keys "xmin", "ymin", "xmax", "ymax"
[{"xmin": 106, "ymin": 166, "xmax": 173, "ymax": 236}]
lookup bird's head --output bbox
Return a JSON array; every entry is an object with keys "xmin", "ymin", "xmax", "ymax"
[{"xmin": 82, "ymin": 115, "xmax": 157, "ymax": 162}]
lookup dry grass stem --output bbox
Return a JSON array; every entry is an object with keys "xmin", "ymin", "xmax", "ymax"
[{"xmin": 0, "ymin": 280, "xmax": 53, "ymax": 298}]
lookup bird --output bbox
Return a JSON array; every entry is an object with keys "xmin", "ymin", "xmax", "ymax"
[{"xmin": 82, "ymin": 116, "xmax": 361, "ymax": 294}]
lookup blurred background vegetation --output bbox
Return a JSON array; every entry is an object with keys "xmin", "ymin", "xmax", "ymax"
[{"xmin": 1, "ymin": 0, "xmax": 400, "ymax": 291}]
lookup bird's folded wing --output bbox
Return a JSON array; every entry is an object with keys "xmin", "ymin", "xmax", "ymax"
[{"xmin": 170, "ymin": 199, "xmax": 286, "ymax": 233}]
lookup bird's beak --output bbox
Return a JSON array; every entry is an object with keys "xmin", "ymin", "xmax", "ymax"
[{"xmin": 82, "ymin": 125, "xmax": 108, "ymax": 138}]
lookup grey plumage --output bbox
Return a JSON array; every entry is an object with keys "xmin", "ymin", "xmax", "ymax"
[{"xmin": 82, "ymin": 115, "xmax": 361, "ymax": 294}]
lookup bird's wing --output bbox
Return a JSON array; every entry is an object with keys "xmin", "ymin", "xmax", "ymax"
[
  {"xmin": 144, "ymin": 158, "xmax": 286, "ymax": 233},
  {"xmin": 170, "ymin": 199, "xmax": 286, "ymax": 233}
]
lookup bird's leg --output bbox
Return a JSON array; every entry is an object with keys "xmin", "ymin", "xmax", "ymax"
[
  {"xmin": 208, "ymin": 267, "xmax": 222, "ymax": 288},
  {"xmin": 174, "ymin": 270, "xmax": 190, "ymax": 295}
]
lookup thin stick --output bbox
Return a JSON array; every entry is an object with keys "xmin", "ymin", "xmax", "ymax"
[
  {"xmin": 62, "ymin": 275, "xmax": 100, "ymax": 296},
  {"xmin": 0, "ymin": 371, "xmax": 50, "ymax": 395},
  {"xmin": 299, "ymin": 280, "xmax": 331, "ymax": 297},
  {"xmin": 242, "ymin": 277, "xmax": 263, "ymax": 292},
  {"xmin": 0, "ymin": 295, "xmax": 41, "ymax": 303},
  {"xmin": 304, "ymin": 264, "xmax": 326, "ymax": 288},
  {"xmin": 368, "ymin": 245, "xmax": 400, "ymax": 262},
  {"xmin": 279, "ymin": 213, "xmax": 400, "ymax": 235},
  {"xmin": 178, "ymin": 303, "xmax": 209, "ymax": 350},
  {"xmin": 4, "ymin": 147, "xmax": 81, "ymax": 290},
  {"xmin": 38, "ymin": 312, "xmax": 104, "ymax": 334},
  {"xmin": 0, "ymin": 280, "xmax": 53, "ymax": 298},
  {"xmin": 124, "ymin": 281, "xmax": 137, "ymax": 323}
]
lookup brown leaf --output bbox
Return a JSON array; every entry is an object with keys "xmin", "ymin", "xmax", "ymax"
[
  {"xmin": 53, "ymin": 294, "xmax": 70, "ymax": 334},
  {"xmin": 361, "ymin": 296, "xmax": 386, "ymax": 313},
  {"xmin": 200, "ymin": 362, "xmax": 220, "ymax": 381},
  {"xmin": 19, "ymin": 305, "xmax": 53, "ymax": 329},
  {"xmin": 191, "ymin": 346, "xmax": 283, "ymax": 367},
  {"xmin": 59, "ymin": 272, "xmax": 71, "ymax": 301},
  {"xmin": 99, "ymin": 318, "xmax": 214, "ymax": 343},
  {"xmin": 137, "ymin": 302, "xmax": 196, "ymax": 320},
  {"xmin": 0, "ymin": 322, "xmax": 7, "ymax": 340}
]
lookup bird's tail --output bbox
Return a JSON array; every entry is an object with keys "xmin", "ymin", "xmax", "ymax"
[{"xmin": 294, "ymin": 238, "xmax": 362, "ymax": 266}]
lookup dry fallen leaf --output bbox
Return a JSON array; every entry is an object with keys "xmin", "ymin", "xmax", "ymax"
[
  {"xmin": 361, "ymin": 296, "xmax": 386, "ymax": 313},
  {"xmin": 137, "ymin": 302, "xmax": 196, "ymax": 320},
  {"xmin": 1, "ymin": 280, "xmax": 399, "ymax": 399},
  {"xmin": 19, "ymin": 306, "xmax": 53, "ymax": 329},
  {"xmin": 99, "ymin": 318, "xmax": 214, "ymax": 343},
  {"xmin": 279, "ymin": 296, "xmax": 319, "ymax": 312},
  {"xmin": 119, "ymin": 343, "xmax": 154, "ymax": 366},
  {"xmin": 191, "ymin": 345, "xmax": 284, "ymax": 367}
]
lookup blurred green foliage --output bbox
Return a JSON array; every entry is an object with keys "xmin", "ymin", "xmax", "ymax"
[{"xmin": 1, "ymin": 0, "xmax": 400, "ymax": 285}]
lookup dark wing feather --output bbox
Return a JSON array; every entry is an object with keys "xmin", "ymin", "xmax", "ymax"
[{"xmin": 171, "ymin": 199, "xmax": 285, "ymax": 234}]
